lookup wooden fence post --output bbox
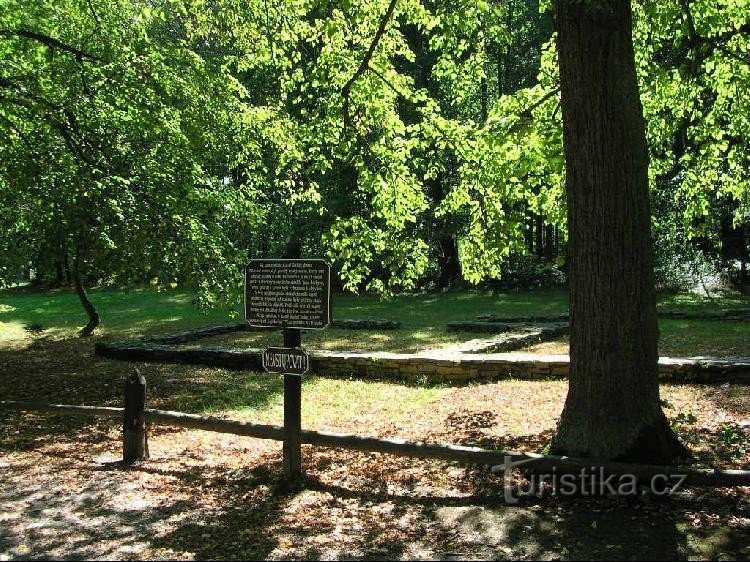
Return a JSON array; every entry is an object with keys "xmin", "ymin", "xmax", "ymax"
[{"xmin": 123, "ymin": 368, "xmax": 149, "ymax": 462}]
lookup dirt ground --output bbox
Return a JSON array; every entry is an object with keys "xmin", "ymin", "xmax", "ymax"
[{"xmin": 1, "ymin": 336, "xmax": 749, "ymax": 560}]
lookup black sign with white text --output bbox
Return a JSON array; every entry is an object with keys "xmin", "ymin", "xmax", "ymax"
[
  {"xmin": 245, "ymin": 259, "xmax": 331, "ymax": 329},
  {"xmin": 262, "ymin": 347, "xmax": 310, "ymax": 376}
]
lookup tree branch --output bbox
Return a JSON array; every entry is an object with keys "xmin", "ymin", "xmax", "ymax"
[
  {"xmin": 53, "ymin": 120, "xmax": 100, "ymax": 169},
  {"xmin": 341, "ymin": 0, "xmax": 398, "ymax": 133},
  {"xmin": 0, "ymin": 93, "xmax": 110, "ymax": 173},
  {"xmin": 518, "ymin": 88, "xmax": 560, "ymax": 121},
  {"xmin": 677, "ymin": 0, "xmax": 699, "ymax": 44},
  {"xmin": 86, "ymin": 0, "xmax": 101, "ymax": 28},
  {"xmin": 0, "ymin": 29, "xmax": 104, "ymax": 63},
  {"xmin": 676, "ymin": 0, "xmax": 749, "ymax": 67},
  {"xmin": 367, "ymin": 65, "xmax": 407, "ymax": 99}
]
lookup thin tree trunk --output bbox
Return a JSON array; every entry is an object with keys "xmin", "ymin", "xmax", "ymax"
[
  {"xmin": 63, "ymin": 250, "xmax": 72, "ymax": 285},
  {"xmin": 525, "ymin": 213, "xmax": 535, "ymax": 253},
  {"xmin": 283, "ymin": 234, "xmax": 302, "ymax": 259},
  {"xmin": 437, "ymin": 235, "xmax": 461, "ymax": 289},
  {"xmin": 480, "ymin": 77, "xmax": 488, "ymax": 122},
  {"xmin": 55, "ymin": 260, "xmax": 64, "ymax": 286},
  {"xmin": 497, "ymin": 45, "xmax": 504, "ymax": 97},
  {"xmin": 535, "ymin": 214, "xmax": 544, "ymax": 257},
  {"xmin": 741, "ymin": 225, "xmax": 748, "ymax": 289},
  {"xmin": 73, "ymin": 246, "xmax": 100, "ymax": 337},
  {"xmin": 549, "ymin": 0, "xmax": 688, "ymax": 464},
  {"xmin": 545, "ymin": 223, "xmax": 555, "ymax": 258}
]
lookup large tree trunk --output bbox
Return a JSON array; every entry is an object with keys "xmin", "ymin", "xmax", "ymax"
[{"xmin": 549, "ymin": 0, "xmax": 688, "ymax": 464}]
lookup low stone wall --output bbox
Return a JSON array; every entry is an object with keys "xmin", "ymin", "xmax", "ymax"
[
  {"xmin": 331, "ymin": 319, "xmax": 401, "ymax": 330},
  {"xmin": 312, "ymin": 351, "xmax": 750, "ymax": 383},
  {"xmin": 311, "ymin": 350, "xmax": 570, "ymax": 381},
  {"xmin": 475, "ymin": 313, "xmax": 570, "ymax": 323},
  {"xmin": 475, "ymin": 307, "xmax": 750, "ymax": 323},
  {"xmin": 95, "ymin": 341, "xmax": 750, "ymax": 384},
  {"xmin": 96, "ymin": 341, "xmax": 263, "ymax": 370},
  {"xmin": 446, "ymin": 322, "xmax": 569, "ymax": 345},
  {"xmin": 658, "ymin": 308, "xmax": 750, "ymax": 321}
]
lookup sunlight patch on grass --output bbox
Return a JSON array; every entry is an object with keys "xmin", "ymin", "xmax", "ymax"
[
  {"xmin": 525, "ymin": 319, "xmax": 750, "ymax": 358},
  {"xmin": 0, "ymin": 321, "xmax": 30, "ymax": 346},
  {"xmin": 166, "ymin": 372, "xmax": 284, "ymax": 418},
  {"xmin": 658, "ymin": 293, "xmax": 749, "ymax": 311},
  {"xmin": 220, "ymin": 376, "xmax": 448, "ymax": 430}
]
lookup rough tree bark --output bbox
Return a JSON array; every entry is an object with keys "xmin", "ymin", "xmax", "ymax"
[
  {"xmin": 123, "ymin": 369, "xmax": 149, "ymax": 462},
  {"xmin": 549, "ymin": 0, "xmax": 689, "ymax": 464}
]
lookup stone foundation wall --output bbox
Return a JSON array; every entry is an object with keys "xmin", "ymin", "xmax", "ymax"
[
  {"xmin": 311, "ymin": 351, "xmax": 750, "ymax": 384},
  {"xmin": 96, "ymin": 341, "xmax": 750, "ymax": 384}
]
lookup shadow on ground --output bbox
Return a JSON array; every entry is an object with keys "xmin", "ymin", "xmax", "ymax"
[
  {"xmin": 1, "ymin": 333, "xmax": 748, "ymax": 560},
  {"xmin": 0, "ymin": 335, "xmax": 285, "ymax": 453},
  {"xmin": 4, "ymin": 443, "xmax": 745, "ymax": 561}
]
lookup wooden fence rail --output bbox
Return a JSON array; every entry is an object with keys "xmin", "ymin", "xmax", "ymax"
[{"xmin": 2, "ymin": 399, "xmax": 750, "ymax": 488}]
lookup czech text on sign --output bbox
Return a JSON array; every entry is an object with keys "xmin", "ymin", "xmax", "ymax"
[
  {"xmin": 262, "ymin": 347, "xmax": 310, "ymax": 376},
  {"xmin": 245, "ymin": 259, "xmax": 331, "ymax": 329}
]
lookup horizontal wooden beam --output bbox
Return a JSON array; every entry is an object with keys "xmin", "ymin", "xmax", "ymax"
[
  {"xmin": 1, "ymin": 400, "xmax": 123, "ymax": 418},
  {"xmin": 0, "ymin": 401, "xmax": 284, "ymax": 440},
  {"xmin": 2, "ymin": 400, "xmax": 749, "ymax": 487}
]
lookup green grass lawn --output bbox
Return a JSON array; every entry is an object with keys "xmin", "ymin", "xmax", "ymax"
[
  {"xmin": 0, "ymin": 286, "xmax": 570, "ymax": 348},
  {"xmin": 0, "ymin": 285, "xmax": 748, "ymax": 356},
  {"xmin": 0, "ymin": 286, "xmax": 236, "ymax": 342},
  {"xmin": 658, "ymin": 319, "xmax": 750, "ymax": 357}
]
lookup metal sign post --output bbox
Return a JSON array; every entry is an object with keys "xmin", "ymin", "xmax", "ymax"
[
  {"xmin": 244, "ymin": 259, "xmax": 331, "ymax": 482},
  {"xmin": 282, "ymin": 327, "xmax": 302, "ymax": 480}
]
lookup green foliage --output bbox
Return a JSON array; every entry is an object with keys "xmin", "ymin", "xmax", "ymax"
[
  {"xmin": 0, "ymin": 0, "xmax": 254, "ymax": 306},
  {"xmin": 717, "ymin": 422, "xmax": 747, "ymax": 458},
  {"xmin": 0, "ymin": 0, "xmax": 747, "ymax": 304},
  {"xmin": 635, "ymin": 0, "xmax": 750, "ymax": 236},
  {"xmin": 671, "ymin": 411, "xmax": 698, "ymax": 428}
]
